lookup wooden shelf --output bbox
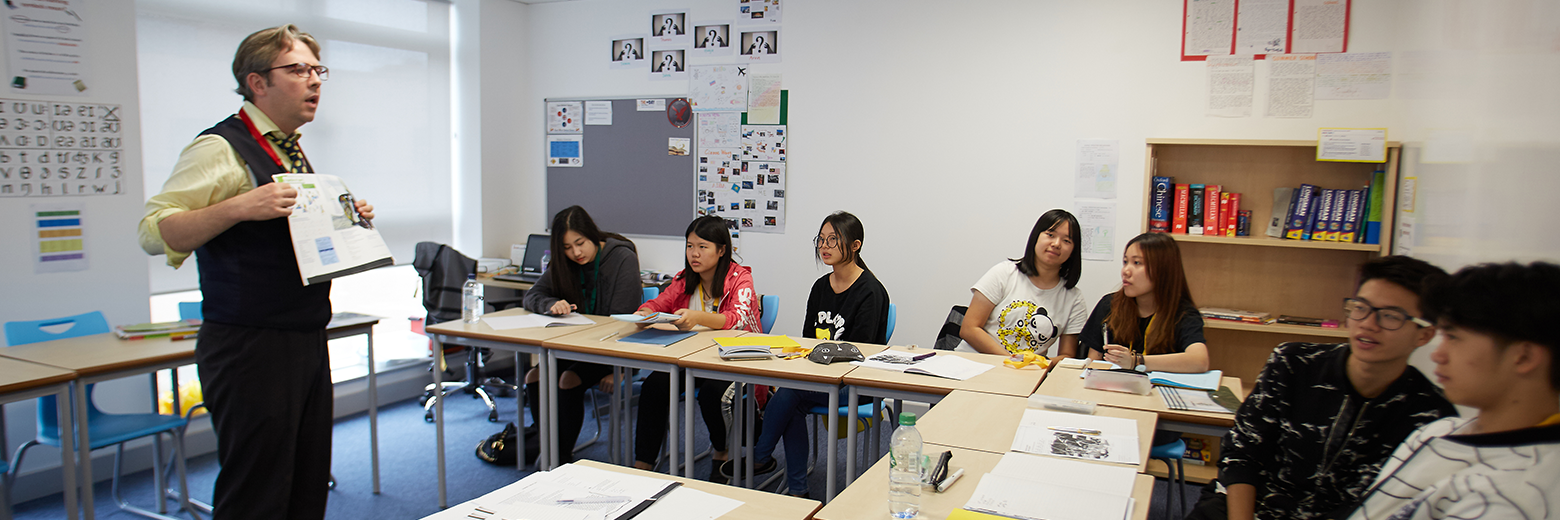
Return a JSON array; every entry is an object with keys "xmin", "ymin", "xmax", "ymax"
[
  {"xmin": 1146, "ymin": 138, "xmax": 1402, "ymax": 148},
  {"xmin": 1168, "ymin": 233, "xmax": 1381, "ymax": 252},
  {"xmin": 1204, "ymin": 319, "xmax": 1351, "ymax": 338}
]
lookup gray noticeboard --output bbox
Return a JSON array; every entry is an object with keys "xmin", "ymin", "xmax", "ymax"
[{"xmin": 545, "ymin": 97, "xmax": 693, "ymax": 237}]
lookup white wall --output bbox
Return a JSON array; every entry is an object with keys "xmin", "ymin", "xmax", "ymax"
[{"xmin": 478, "ymin": 0, "xmax": 1413, "ymax": 346}]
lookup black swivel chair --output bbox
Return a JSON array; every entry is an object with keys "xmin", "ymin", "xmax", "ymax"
[{"xmin": 413, "ymin": 242, "xmax": 521, "ymax": 422}]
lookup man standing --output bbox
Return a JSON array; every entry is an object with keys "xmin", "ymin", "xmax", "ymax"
[
  {"xmin": 1185, "ymin": 256, "xmax": 1457, "ymax": 520},
  {"xmin": 139, "ymin": 25, "xmax": 368, "ymax": 519}
]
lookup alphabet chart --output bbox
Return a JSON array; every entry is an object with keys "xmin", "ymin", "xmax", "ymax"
[{"xmin": 0, "ymin": 99, "xmax": 125, "ymax": 197}]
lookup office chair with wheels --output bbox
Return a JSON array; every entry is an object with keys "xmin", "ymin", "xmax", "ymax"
[
  {"xmin": 4, "ymin": 311, "xmax": 198, "ymax": 520},
  {"xmin": 414, "ymin": 242, "xmax": 521, "ymax": 423}
]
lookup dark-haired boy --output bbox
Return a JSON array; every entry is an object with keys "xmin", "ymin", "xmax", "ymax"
[
  {"xmin": 1348, "ymin": 261, "xmax": 1560, "ymax": 519},
  {"xmin": 1187, "ymin": 256, "xmax": 1457, "ymax": 520}
]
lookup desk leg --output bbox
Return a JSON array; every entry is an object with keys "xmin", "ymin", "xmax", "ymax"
[
  {"xmin": 845, "ymin": 385, "xmax": 857, "ymax": 486},
  {"xmin": 683, "ymin": 369, "xmax": 695, "ymax": 479},
  {"xmin": 872, "ymin": 397, "xmax": 883, "ymax": 469},
  {"xmin": 825, "ymin": 387, "xmax": 838, "ymax": 502},
  {"xmin": 607, "ymin": 367, "xmax": 619, "ymax": 465},
  {"xmin": 56, "ymin": 387, "xmax": 77, "ymax": 520},
  {"xmin": 666, "ymin": 366, "xmax": 677, "ymax": 477},
  {"xmin": 744, "ymin": 384, "xmax": 754, "ymax": 489},
  {"xmin": 546, "ymin": 350, "xmax": 559, "ymax": 469},
  {"xmin": 434, "ymin": 341, "xmax": 447, "ymax": 509},
  {"xmin": 367, "ymin": 329, "xmax": 380, "ymax": 494},
  {"xmin": 75, "ymin": 380, "xmax": 93, "ymax": 520},
  {"xmin": 515, "ymin": 352, "xmax": 526, "ymax": 472}
]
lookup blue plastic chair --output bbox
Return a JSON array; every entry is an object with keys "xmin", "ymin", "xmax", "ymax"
[
  {"xmin": 760, "ymin": 295, "xmax": 779, "ymax": 334},
  {"xmin": 176, "ymin": 301, "xmax": 202, "ymax": 321},
  {"xmin": 4, "ymin": 311, "xmax": 196, "ymax": 519},
  {"xmin": 1150, "ymin": 439, "xmax": 1188, "ymax": 519},
  {"xmin": 641, "ymin": 286, "xmax": 660, "ymax": 305},
  {"xmin": 886, "ymin": 304, "xmax": 897, "ymax": 343}
]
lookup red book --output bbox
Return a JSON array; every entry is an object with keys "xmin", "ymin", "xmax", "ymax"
[
  {"xmin": 1225, "ymin": 192, "xmax": 1242, "ymax": 237},
  {"xmin": 1202, "ymin": 184, "xmax": 1222, "ymax": 235},
  {"xmin": 1172, "ymin": 184, "xmax": 1190, "ymax": 234},
  {"xmin": 1219, "ymin": 192, "xmax": 1231, "ymax": 235}
]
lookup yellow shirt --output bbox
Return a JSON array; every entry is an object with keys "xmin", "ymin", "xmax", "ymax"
[{"xmin": 138, "ymin": 103, "xmax": 300, "ymax": 268}]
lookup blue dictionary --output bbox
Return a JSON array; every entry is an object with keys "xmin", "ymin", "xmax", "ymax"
[{"xmin": 1150, "ymin": 176, "xmax": 1172, "ymax": 232}]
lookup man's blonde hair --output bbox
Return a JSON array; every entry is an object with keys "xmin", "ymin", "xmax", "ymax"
[{"xmin": 232, "ymin": 24, "xmax": 320, "ymax": 102}]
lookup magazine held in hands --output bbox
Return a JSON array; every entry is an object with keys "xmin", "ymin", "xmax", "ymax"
[{"xmin": 273, "ymin": 173, "xmax": 394, "ymax": 285}]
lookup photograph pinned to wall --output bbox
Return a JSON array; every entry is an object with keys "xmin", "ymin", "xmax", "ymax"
[
  {"xmin": 740, "ymin": 125, "xmax": 786, "ymax": 162},
  {"xmin": 586, "ymin": 100, "xmax": 613, "ymax": 125},
  {"xmin": 737, "ymin": 0, "xmax": 782, "ymax": 24},
  {"xmin": 698, "ymin": 112, "xmax": 741, "ymax": 150},
  {"xmin": 609, "ymin": 36, "xmax": 646, "ymax": 69},
  {"xmin": 32, "ymin": 202, "xmax": 88, "ymax": 273},
  {"xmin": 546, "ymin": 101, "xmax": 584, "ymax": 133},
  {"xmin": 3, "ymin": 0, "xmax": 91, "ymax": 96},
  {"xmin": 546, "ymin": 134, "xmax": 583, "ymax": 167},
  {"xmin": 650, "ymin": 10, "xmax": 691, "ymax": 46},
  {"xmin": 650, "ymin": 49, "xmax": 687, "ymax": 80},
  {"xmin": 689, "ymin": 65, "xmax": 747, "ymax": 112},
  {"xmin": 668, "ymin": 137, "xmax": 690, "ymax": 156},
  {"xmin": 692, "ymin": 21, "xmax": 734, "ymax": 56},
  {"xmin": 737, "ymin": 29, "xmax": 781, "ymax": 63},
  {"xmin": 741, "ymin": 161, "xmax": 785, "ymax": 233}
]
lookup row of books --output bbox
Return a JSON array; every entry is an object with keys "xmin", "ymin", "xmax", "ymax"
[
  {"xmin": 114, "ymin": 319, "xmax": 200, "ymax": 340},
  {"xmin": 1199, "ymin": 307, "xmax": 1343, "ymax": 328},
  {"xmin": 1148, "ymin": 179, "xmax": 1254, "ymax": 236}
]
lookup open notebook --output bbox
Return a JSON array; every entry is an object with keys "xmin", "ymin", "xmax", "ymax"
[{"xmin": 852, "ymin": 352, "xmax": 994, "ymax": 381}]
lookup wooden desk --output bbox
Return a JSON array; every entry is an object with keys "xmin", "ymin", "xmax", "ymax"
[
  {"xmin": 576, "ymin": 460, "xmax": 822, "ymax": 520},
  {"xmin": 1038, "ymin": 367, "xmax": 1245, "ymax": 437},
  {"xmin": 814, "ymin": 443, "xmax": 1155, "ymax": 520},
  {"xmin": 543, "ymin": 323, "xmax": 734, "ymax": 477},
  {"xmin": 0, "ymin": 358, "xmax": 80, "ymax": 520},
  {"xmin": 424, "ymin": 307, "xmax": 613, "ymax": 508},
  {"xmin": 841, "ymin": 347, "xmax": 1047, "ymax": 482},
  {"xmin": 915, "ymin": 390, "xmax": 1157, "ymax": 473},
  {"xmin": 677, "ymin": 336, "xmax": 889, "ymax": 501}
]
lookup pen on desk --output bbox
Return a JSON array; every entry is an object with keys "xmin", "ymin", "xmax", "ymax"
[
  {"xmin": 555, "ymin": 495, "xmax": 631, "ymax": 504},
  {"xmin": 936, "ymin": 468, "xmax": 965, "ymax": 493},
  {"xmin": 1048, "ymin": 426, "xmax": 1102, "ymax": 435},
  {"xmin": 599, "ymin": 331, "xmax": 621, "ymax": 342},
  {"xmin": 911, "ymin": 352, "xmax": 937, "ymax": 361}
]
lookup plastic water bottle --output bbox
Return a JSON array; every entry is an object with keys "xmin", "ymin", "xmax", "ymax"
[
  {"xmin": 461, "ymin": 274, "xmax": 482, "ymax": 323},
  {"xmin": 539, "ymin": 249, "xmax": 551, "ymax": 272},
  {"xmin": 888, "ymin": 412, "xmax": 923, "ymax": 519}
]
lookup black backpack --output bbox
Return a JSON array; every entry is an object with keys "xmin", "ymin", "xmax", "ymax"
[{"xmin": 475, "ymin": 422, "xmax": 541, "ymax": 466}]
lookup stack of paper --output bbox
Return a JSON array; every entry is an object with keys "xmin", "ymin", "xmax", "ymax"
[
  {"xmin": 1148, "ymin": 370, "xmax": 1222, "ymax": 390},
  {"xmin": 1009, "ymin": 408, "xmax": 1142, "ymax": 465},
  {"xmin": 481, "ymin": 313, "xmax": 596, "ymax": 330},
  {"xmin": 114, "ymin": 319, "xmax": 201, "ymax": 340},
  {"xmin": 466, "ymin": 464, "xmax": 742, "ymax": 520},
  {"xmin": 1159, "ymin": 386, "xmax": 1239, "ymax": 414},
  {"xmin": 961, "ymin": 452, "xmax": 1135, "ymax": 520},
  {"xmin": 852, "ymin": 353, "xmax": 995, "ymax": 381}
]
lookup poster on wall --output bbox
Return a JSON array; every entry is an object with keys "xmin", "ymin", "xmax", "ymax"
[
  {"xmin": 691, "ymin": 21, "xmax": 734, "ymax": 57},
  {"xmin": 609, "ymin": 36, "xmax": 646, "ymax": 69},
  {"xmin": 746, "ymin": 73, "xmax": 782, "ymax": 124},
  {"xmin": 650, "ymin": 9, "xmax": 692, "ymax": 46},
  {"xmin": 546, "ymin": 101, "xmax": 583, "ymax": 133},
  {"xmin": 32, "ymin": 202, "xmax": 88, "ymax": 273},
  {"xmin": 689, "ymin": 65, "xmax": 746, "ymax": 112},
  {"xmin": 697, "ymin": 112, "xmax": 740, "ymax": 150},
  {"xmin": 0, "ymin": 100, "xmax": 127, "ymax": 198},
  {"xmin": 737, "ymin": 28, "xmax": 781, "ymax": 63},
  {"xmin": 1075, "ymin": 200, "xmax": 1116, "ymax": 262},
  {"xmin": 740, "ymin": 125, "xmax": 785, "ymax": 162},
  {"xmin": 742, "ymin": 161, "xmax": 785, "ymax": 233},
  {"xmin": 3, "ymin": 0, "xmax": 91, "ymax": 96},
  {"xmin": 737, "ymin": 0, "xmax": 782, "ymax": 24},
  {"xmin": 696, "ymin": 154, "xmax": 741, "ymax": 218},
  {"xmin": 1075, "ymin": 140, "xmax": 1119, "ymax": 199},
  {"xmin": 1183, "ymin": 0, "xmax": 1349, "ymax": 60},
  {"xmin": 547, "ymin": 134, "xmax": 583, "ymax": 167},
  {"xmin": 649, "ymin": 49, "xmax": 687, "ymax": 81}
]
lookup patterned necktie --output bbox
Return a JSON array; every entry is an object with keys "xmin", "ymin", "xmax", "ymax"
[{"xmin": 267, "ymin": 131, "xmax": 309, "ymax": 173}]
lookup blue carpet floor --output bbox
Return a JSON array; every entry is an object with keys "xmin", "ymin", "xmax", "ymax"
[{"xmin": 12, "ymin": 387, "xmax": 1201, "ymax": 519}]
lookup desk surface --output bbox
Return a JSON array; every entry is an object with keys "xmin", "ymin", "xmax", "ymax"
[
  {"xmin": 0, "ymin": 357, "xmax": 75, "ymax": 394},
  {"xmin": 1, "ymin": 332, "xmax": 194, "ymax": 377},
  {"xmin": 915, "ymin": 390, "xmax": 1157, "ymax": 473},
  {"xmin": 425, "ymin": 307, "xmax": 614, "ymax": 346},
  {"xmin": 1039, "ymin": 367, "xmax": 1245, "ymax": 427},
  {"xmin": 476, "ymin": 272, "xmax": 535, "ymax": 291},
  {"xmin": 543, "ymin": 322, "xmax": 736, "ymax": 364},
  {"xmin": 327, "ymin": 312, "xmax": 382, "ymax": 330},
  {"xmin": 676, "ymin": 336, "xmax": 889, "ymax": 385},
  {"xmin": 813, "ymin": 443, "xmax": 1153, "ymax": 520},
  {"xmin": 843, "ymin": 347, "xmax": 1046, "ymax": 398},
  {"xmin": 575, "ymin": 460, "xmax": 821, "ymax": 520}
]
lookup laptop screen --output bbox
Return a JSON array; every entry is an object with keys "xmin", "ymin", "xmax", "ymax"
[{"xmin": 520, "ymin": 234, "xmax": 551, "ymax": 275}]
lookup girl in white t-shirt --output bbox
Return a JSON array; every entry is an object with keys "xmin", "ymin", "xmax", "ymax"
[{"xmin": 957, "ymin": 209, "xmax": 1088, "ymax": 358}]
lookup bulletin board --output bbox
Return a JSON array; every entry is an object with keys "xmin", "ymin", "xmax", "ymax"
[{"xmin": 544, "ymin": 97, "xmax": 694, "ymax": 237}]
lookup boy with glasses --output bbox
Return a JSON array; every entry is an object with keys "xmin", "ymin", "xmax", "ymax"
[
  {"xmin": 1348, "ymin": 261, "xmax": 1559, "ymax": 519},
  {"xmin": 1186, "ymin": 256, "xmax": 1457, "ymax": 520}
]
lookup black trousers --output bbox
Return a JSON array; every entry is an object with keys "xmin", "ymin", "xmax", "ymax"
[
  {"xmin": 526, "ymin": 360, "xmax": 613, "ymax": 463},
  {"xmin": 1183, "ymin": 481, "xmax": 1228, "ymax": 520},
  {"xmin": 635, "ymin": 372, "xmax": 730, "ymax": 465},
  {"xmin": 195, "ymin": 322, "xmax": 332, "ymax": 520}
]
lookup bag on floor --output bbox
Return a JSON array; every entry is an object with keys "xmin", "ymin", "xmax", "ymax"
[{"xmin": 476, "ymin": 422, "xmax": 541, "ymax": 466}]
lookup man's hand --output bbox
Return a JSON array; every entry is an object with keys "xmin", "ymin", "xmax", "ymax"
[
  {"xmin": 354, "ymin": 198, "xmax": 374, "ymax": 220},
  {"xmin": 232, "ymin": 182, "xmax": 299, "ymax": 221}
]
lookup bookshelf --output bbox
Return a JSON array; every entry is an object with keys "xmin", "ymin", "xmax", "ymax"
[{"xmin": 1142, "ymin": 139, "xmax": 1399, "ymax": 384}]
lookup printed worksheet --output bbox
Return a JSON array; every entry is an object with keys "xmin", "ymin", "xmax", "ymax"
[
  {"xmin": 1267, "ymin": 54, "xmax": 1316, "ymax": 118},
  {"xmin": 272, "ymin": 174, "xmax": 394, "ymax": 286},
  {"xmin": 1009, "ymin": 408, "xmax": 1141, "ymax": 465}
]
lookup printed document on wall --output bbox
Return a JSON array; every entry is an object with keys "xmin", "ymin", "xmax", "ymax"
[
  {"xmin": 1076, "ymin": 200, "xmax": 1116, "ymax": 262},
  {"xmin": 1290, "ymin": 0, "xmax": 1348, "ymax": 54},
  {"xmin": 585, "ymin": 101, "xmax": 613, "ymax": 125},
  {"xmin": 1207, "ymin": 55, "xmax": 1254, "ymax": 117},
  {"xmin": 33, "ymin": 202, "xmax": 88, "ymax": 273},
  {"xmin": 1315, "ymin": 52, "xmax": 1391, "ymax": 100},
  {"xmin": 689, "ymin": 65, "xmax": 747, "ymax": 112},
  {"xmin": 747, "ymin": 73, "xmax": 782, "ymax": 124},
  {"xmin": 1235, "ymin": 0, "xmax": 1289, "ymax": 55},
  {"xmin": 547, "ymin": 135, "xmax": 584, "ymax": 167},
  {"xmin": 3, "ymin": 0, "xmax": 91, "ymax": 96},
  {"xmin": 1317, "ymin": 128, "xmax": 1387, "ymax": 163},
  {"xmin": 547, "ymin": 101, "xmax": 584, "ymax": 133},
  {"xmin": 1267, "ymin": 54, "xmax": 1315, "ymax": 118},
  {"xmin": 1183, "ymin": 0, "xmax": 1235, "ymax": 59},
  {"xmin": 1075, "ymin": 140, "xmax": 1119, "ymax": 199},
  {"xmin": 272, "ymin": 174, "xmax": 394, "ymax": 286},
  {"xmin": 698, "ymin": 112, "xmax": 741, "ymax": 151}
]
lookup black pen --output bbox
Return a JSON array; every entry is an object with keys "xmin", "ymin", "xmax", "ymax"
[
  {"xmin": 615, "ymin": 481, "xmax": 681, "ymax": 520},
  {"xmin": 911, "ymin": 352, "xmax": 937, "ymax": 361}
]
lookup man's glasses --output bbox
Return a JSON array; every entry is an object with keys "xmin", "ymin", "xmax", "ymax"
[
  {"xmin": 262, "ymin": 63, "xmax": 329, "ymax": 81},
  {"xmin": 1342, "ymin": 298, "xmax": 1432, "ymax": 331},
  {"xmin": 812, "ymin": 234, "xmax": 839, "ymax": 248}
]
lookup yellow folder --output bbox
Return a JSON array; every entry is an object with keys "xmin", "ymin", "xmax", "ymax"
[{"xmin": 713, "ymin": 335, "xmax": 800, "ymax": 348}]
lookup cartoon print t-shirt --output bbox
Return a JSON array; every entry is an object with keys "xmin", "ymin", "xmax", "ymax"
[
  {"xmin": 956, "ymin": 261, "xmax": 1087, "ymax": 356},
  {"xmin": 803, "ymin": 270, "xmax": 890, "ymax": 344}
]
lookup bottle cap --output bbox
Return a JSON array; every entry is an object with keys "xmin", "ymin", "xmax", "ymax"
[
  {"xmin": 467, "ymin": 274, "xmax": 476, "ymax": 279},
  {"xmin": 898, "ymin": 412, "xmax": 916, "ymax": 426}
]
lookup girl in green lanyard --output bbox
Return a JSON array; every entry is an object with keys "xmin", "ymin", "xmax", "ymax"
[{"xmin": 520, "ymin": 205, "xmax": 642, "ymax": 463}]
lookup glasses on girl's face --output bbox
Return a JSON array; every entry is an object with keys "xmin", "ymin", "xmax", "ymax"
[
  {"xmin": 813, "ymin": 235, "xmax": 839, "ymax": 248},
  {"xmin": 1342, "ymin": 298, "xmax": 1432, "ymax": 331}
]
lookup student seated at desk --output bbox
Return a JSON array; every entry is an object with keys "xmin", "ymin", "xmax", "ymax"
[
  {"xmin": 956, "ymin": 209, "xmax": 1088, "ymax": 358},
  {"xmin": 632, "ymin": 216, "xmax": 761, "ymax": 478},
  {"xmin": 1347, "ymin": 262, "xmax": 1560, "ymax": 520},
  {"xmin": 720, "ymin": 211, "xmax": 891, "ymax": 497},
  {"xmin": 1081, "ymin": 232, "xmax": 1208, "ymax": 373},
  {"xmin": 1185, "ymin": 256, "xmax": 1456, "ymax": 520},
  {"xmin": 521, "ymin": 205, "xmax": 643, "ymax": 463}
]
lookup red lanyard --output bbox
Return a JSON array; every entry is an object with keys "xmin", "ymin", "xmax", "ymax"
[{"xmin": 237, "ymin": 109, "xmax": 288, "ymax": 170}]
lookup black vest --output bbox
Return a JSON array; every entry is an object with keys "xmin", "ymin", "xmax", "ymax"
[{"xmin": 193, "ymin": 114, "xmax": 331, "ymax": 330}]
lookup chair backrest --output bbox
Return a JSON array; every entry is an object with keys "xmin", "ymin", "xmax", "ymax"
[
  {"xmin": 413, "ymin": 241, "xmax": 477, "ymax": 326},
  {"xmin": 642, "ymin": 286, "xmax": 660, "ymax": 304},
  {"xmin": 760, "ymin": 294, "xmax": 779, "ymax": 334},
  {"xmin": 5, "ymin": 311, "xmax": 110, "ymax": 346},
  {"xmin": 886, "ymin": 303, "xmax": 897, "ymax": 343},
  {"xmin": 932, "ymin": 305, "xmax": 969, "ymax": 351},
  {"xmin": 177, "ymin": 301, "xmax": 203, "ymax": 321}
]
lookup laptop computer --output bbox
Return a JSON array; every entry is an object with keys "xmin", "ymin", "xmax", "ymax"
[{"xmin": 493, "ymin": 234, "xmax": 550, "ymax": 283}]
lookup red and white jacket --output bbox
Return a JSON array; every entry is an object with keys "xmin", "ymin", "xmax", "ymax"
[{"xmin": 640, "ymin": 262, "xmax": 761, "ymax": 333}]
